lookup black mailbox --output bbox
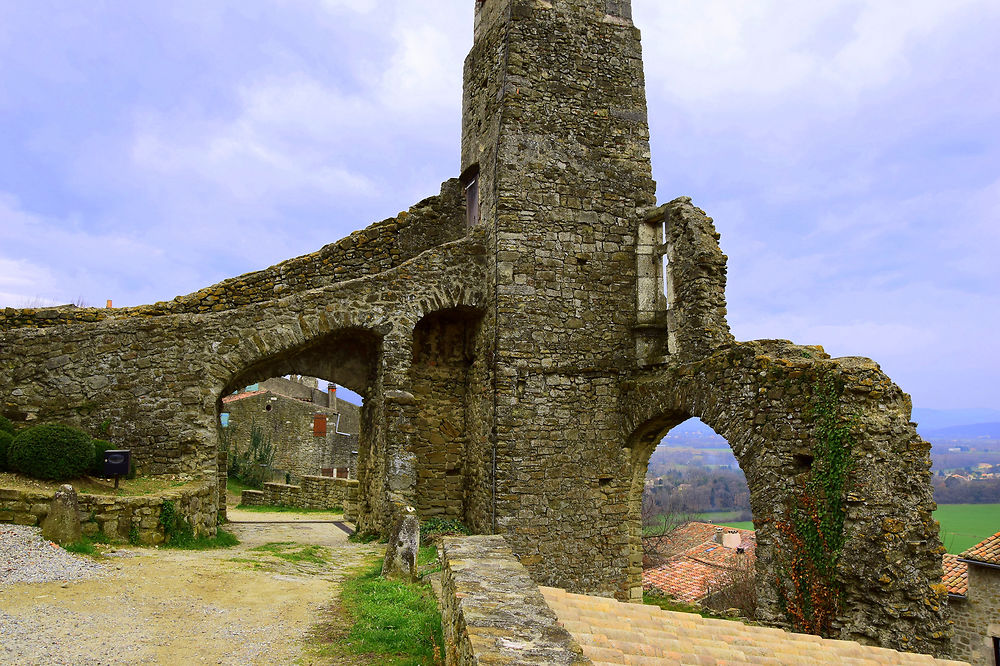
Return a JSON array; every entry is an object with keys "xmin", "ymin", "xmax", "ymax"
[{"xmin": 103, "ymin": 449, "xmax": 131, "ymax": 477}]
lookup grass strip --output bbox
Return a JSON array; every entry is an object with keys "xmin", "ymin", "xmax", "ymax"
[
  {"xmin": 317, "ymin": 560, "xmax": 443, "ymax": 665},
  {"xmin": 234, "ymin": 503, "xmax": 342, "ymax": 514},
  {"xmin": 161, "ymin": 527, "xmax": 240, "ymax": 550}
]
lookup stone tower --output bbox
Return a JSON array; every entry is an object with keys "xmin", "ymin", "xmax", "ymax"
[{"xmin": 461, "ymin": 0, "xmax": 656, "ymax": 597}]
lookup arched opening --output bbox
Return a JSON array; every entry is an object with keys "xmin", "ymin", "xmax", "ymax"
[
  {"xmin": 215, "ymin": 327, "xmax": 380, "ymax": 515},
  {"xmin": 629, "ymin": 413, "xmax": 759, "ymax": 618},
  {"xmin": 220, "ymin": 375, "xmax": 362, "ymax": 488},
  {"xmin": 409, "ymin": 306, "xmax": 485, "ymax": 526}
]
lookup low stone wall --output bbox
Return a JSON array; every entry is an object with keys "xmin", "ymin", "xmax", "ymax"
[
  {"xmin": 439, "ymin": 535, "xmax": 590, "ymax": 665},
  {"xmin": 239, "ymin": 476, "xmax": 359, "ymax": 520},
  {"xmin": 0, "ymin": 478, "xmax": 218, "ymax": 545}
]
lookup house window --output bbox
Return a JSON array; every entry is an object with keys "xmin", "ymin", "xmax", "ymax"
[
  {"xmin": 461, "ymin": 164, "xmax": 480, "ymax": 227},
  {"xmin": 313, "ymin": 414, "xmax": 327, "ymax": 437}
]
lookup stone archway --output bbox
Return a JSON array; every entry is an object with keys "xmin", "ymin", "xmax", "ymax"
[
  {"xmin": 621, "ymin": 339, "xmax": 949, "ymax": 652},
  {"xmin": 216, "ymin": 326, "xmax": 382, "ymax": 516}
]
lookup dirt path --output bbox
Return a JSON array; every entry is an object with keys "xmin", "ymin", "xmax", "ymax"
[{"xmin": 0, "ymin": 509, "xmax": 382, "ymax": 665}]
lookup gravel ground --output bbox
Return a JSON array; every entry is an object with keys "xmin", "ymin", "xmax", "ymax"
[
  {"xmin": 0, "ymin": 524, "xmax": 108, "ymax": 586},
  {"xmin": 0, "ymin": 513, "xmax": 380, "ymax": 665}
]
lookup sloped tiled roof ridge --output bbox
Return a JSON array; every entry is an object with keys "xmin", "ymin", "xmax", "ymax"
[
  {"xmin": 959, "ymin": 529, "xmax": 1000, "ymax": 566},
  {"xmin": 540, "ymin": 586, "xmax": 969, "ymax": 665}
]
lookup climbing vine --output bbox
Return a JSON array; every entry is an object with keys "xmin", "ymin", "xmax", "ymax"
[{"xmin": 774, "ymin": 374, "xmax": 854, "ymax": 637}]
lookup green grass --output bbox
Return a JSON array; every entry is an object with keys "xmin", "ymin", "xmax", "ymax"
[
  {"xmin": 234, "ymin": 503, "xmax": 342, "ymax": 514},
  {"xmin": 62, "ymin": 532, "xmax": 115, "ymax": 555},
  {"xmin": 318, "ymin": 562, "xmax": 443, "ymax": 665},
  {"xmin": 935, "ymin": 503, "xmax": 1000, "ymax": 554},
  {"xmin": 250, "ymin": 541, "xmax": 330, "ymax": 565},
  {"xmin": 161, "ymin": 527, "xmax": 240, "ymax": 550},
  {"xmin": 226, "ymin": 477, "xmax": 256, "ymax": 495},
  {"xmin": 643, "ymin": 592, "xmax": 748, "ymax": 622},
  {"xmin": 643, "ymin": 511, "xmax": 753, "ymax": 535}
]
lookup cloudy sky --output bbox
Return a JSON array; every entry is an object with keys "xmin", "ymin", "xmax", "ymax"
[{"xmin": 1, "ymin": 1, "xmax": 998, "ymax": 411}]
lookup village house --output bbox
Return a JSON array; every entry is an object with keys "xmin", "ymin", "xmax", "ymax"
[
  {"xmin": 221, "ymin": 376, "xmax": 359, "ymax": 482},
  {"xmin": 946, "ymin": 530, "xmax": 1000, "ymax": 665}
]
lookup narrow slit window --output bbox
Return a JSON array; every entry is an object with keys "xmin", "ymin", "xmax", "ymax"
[{"xmin": 461, "ymin": 164, "xmax": 480, "ymax": 227}]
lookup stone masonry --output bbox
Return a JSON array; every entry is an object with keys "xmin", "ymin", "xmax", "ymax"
[
  {"xmin": 0, "ymin": 0, "xmax": 950, "ymax": 655},
  {"xmin": 222, "ymin": 376, "xmax": 360, "ymax": 482}
]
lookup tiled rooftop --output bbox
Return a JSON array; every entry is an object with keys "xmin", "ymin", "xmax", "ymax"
[
  {"xmin": 941, "ymin": 553, "xmax": 968, "ymax": 597},
  {"xmin": 221, "ymin": 389, "xmax": 267, "ymax": 404},
  {"xmin": 959, "ymin": 529, "xmax": 1000, "ymax": 566},
  {"xmin": 540, "ymin": 586, "xmax": 969, "ymax": 665},
  {"xmin": 643, "ymin": 522, "xmax": 756, "ymax": 602}
]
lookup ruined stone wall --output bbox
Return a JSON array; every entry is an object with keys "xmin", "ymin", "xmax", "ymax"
[
  {"xmin": 409, "ymin": 309, "xmax": 481, "ymax": 520},
  {"xmin": 462, "ymin": 0, "xmax": 656, "ymax": 598},
  {"xmin": 222, "ymin": 390, "xmax": 358, "ymax": 482},
  {"xmin": 620, "ymin": 340, "xmax": 949, "ymax": 655},
  {"xmin": 949, "ymin": 565, "xmax": 1000, "ymax": 664},
  {"xmin": 0, "ymin": 237, "xmax": 487, "ymax": 488},
  {"xmin": 0, "ymin": 179, "xmax": 465, "ymax": 330},
  {"xmin": 0, "ymin": 478, "xmax": 217, "ymax": 545}
]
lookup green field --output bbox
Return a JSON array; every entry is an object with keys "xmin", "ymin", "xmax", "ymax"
[{"xmin": 934, "ymin": 503, "xmax": 1000, "ymax": 554}]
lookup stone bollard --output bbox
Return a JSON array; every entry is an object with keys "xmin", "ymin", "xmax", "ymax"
[
  {"xmin": 382, "ymin": 506, "xmax": 420, "ymax": 581},
  {"xmin": 41, "ymin": 484, "xmax": 82, "ymax": 545}
]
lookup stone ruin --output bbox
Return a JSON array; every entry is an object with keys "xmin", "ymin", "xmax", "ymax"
[{"xmin": 0, "ymin": 0, "xmax": 950, "ymax": 655}]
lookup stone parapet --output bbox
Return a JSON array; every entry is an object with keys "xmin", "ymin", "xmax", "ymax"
[
  {"xmin": 439, "ymin": 535, "xmax": 590, "ymax": 665},
  {"xmin": 0, "ymin": 477, "xmax": 218, "ymax": 545},
  {"xmin": 239, "ymin": 489, "xmax": 264, "ymax": 506}
]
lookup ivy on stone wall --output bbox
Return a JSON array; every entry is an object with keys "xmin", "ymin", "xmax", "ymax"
[{"xmin": 775, "ymin": 374, "xmax": 854, "ymax": 637}]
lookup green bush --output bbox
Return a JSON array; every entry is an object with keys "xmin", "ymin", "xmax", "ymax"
[
  {"xmin": 0, "ymin": 430, "xmax": 12, "ymax": 471},
  {"xmin": 8, "ymin": 424, "xmax": 95, "ymax": 480},
  {"xmin": 91, "ymin": 438, "xmax": 114, "ymax": 476},
  {"xmin": 0, "ymin": 414, "xmax": 15, "ymax": 435}
]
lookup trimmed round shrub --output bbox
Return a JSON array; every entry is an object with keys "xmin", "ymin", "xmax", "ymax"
[
  {"xmin": 91, "ymin": 438, "xmax": 114, "ymax": 476},
  {"xmin": 0, "ymin": 430, "xmax": 12, "ymax": 471},
  {"xmin": 8, "ymin": 424, "xmax": 95, "ymax": 480},
  {"xmin": 0, "ymin": 414, "xmax": 15, "ymax": 435}
]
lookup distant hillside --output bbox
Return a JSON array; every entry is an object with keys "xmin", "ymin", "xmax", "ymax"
[
  {"xmin": 912, "ymin": 407, "xmax": 1000, "ymax": 433},
  {"xmin": 921, "ymin": 422, "xmax": 1000, "ymax": 440}
]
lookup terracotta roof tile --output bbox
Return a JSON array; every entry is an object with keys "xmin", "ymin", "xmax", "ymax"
[
  {"xmin": 221, "ymin": 389, "xmax": 268, "ymax": 404},
  {"xmin": 942, "ymin": 553, "xmax": 968, "ymax": 596},
  {"xmin": 960, "ymin": 529, "xmax": 1000, "ymax": 566},
  {"xmin": 540, "ymin": 586, "xmax": 969, "ymax": 666},
  {"xmin": 643, "ymin": 521, "xmax": 756, "ymax": 602}
]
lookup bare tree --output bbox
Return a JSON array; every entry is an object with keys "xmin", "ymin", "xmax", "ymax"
[
  {"xmin": 641, "ymin": 487, "xmax": 697, "ymax": 567},
  {"xmin": 702, "ymin": 552, "xmax": 758, "ymax": 619}
]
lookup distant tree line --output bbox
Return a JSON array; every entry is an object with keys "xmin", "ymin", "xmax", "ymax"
[
  {"xmin": 645, "ymin": 468, "xmax": 751, "ymax": 515},
  {"xmin": 932, "ymin": 475, "xmax": 1000, "ymax": 504}
]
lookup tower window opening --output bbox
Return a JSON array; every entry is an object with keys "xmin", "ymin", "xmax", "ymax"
[{"xmin": 461, "ymin": 164, "xmax": 480, "ymax": 227}]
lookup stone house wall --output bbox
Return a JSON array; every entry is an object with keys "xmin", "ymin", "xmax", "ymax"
[
  {"xmin": 949, "ymin": 565, "xmax": 1000, "ymax": 665},
  {"xmin": 222, "ymin": 387, "xmax": 359, "ymax": 482},
  {"xmin": 0, "ymin": 478, "xmax": 218, "ymax": 545}
]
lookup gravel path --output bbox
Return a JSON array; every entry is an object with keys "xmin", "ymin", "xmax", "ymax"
[
  {"xmin": 1, "ymin": 525, "xmax": 108, "ymax": 587},
  {"xmin": 0, "ymin": 513, "xmax": 381, "ymax": 665}
]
